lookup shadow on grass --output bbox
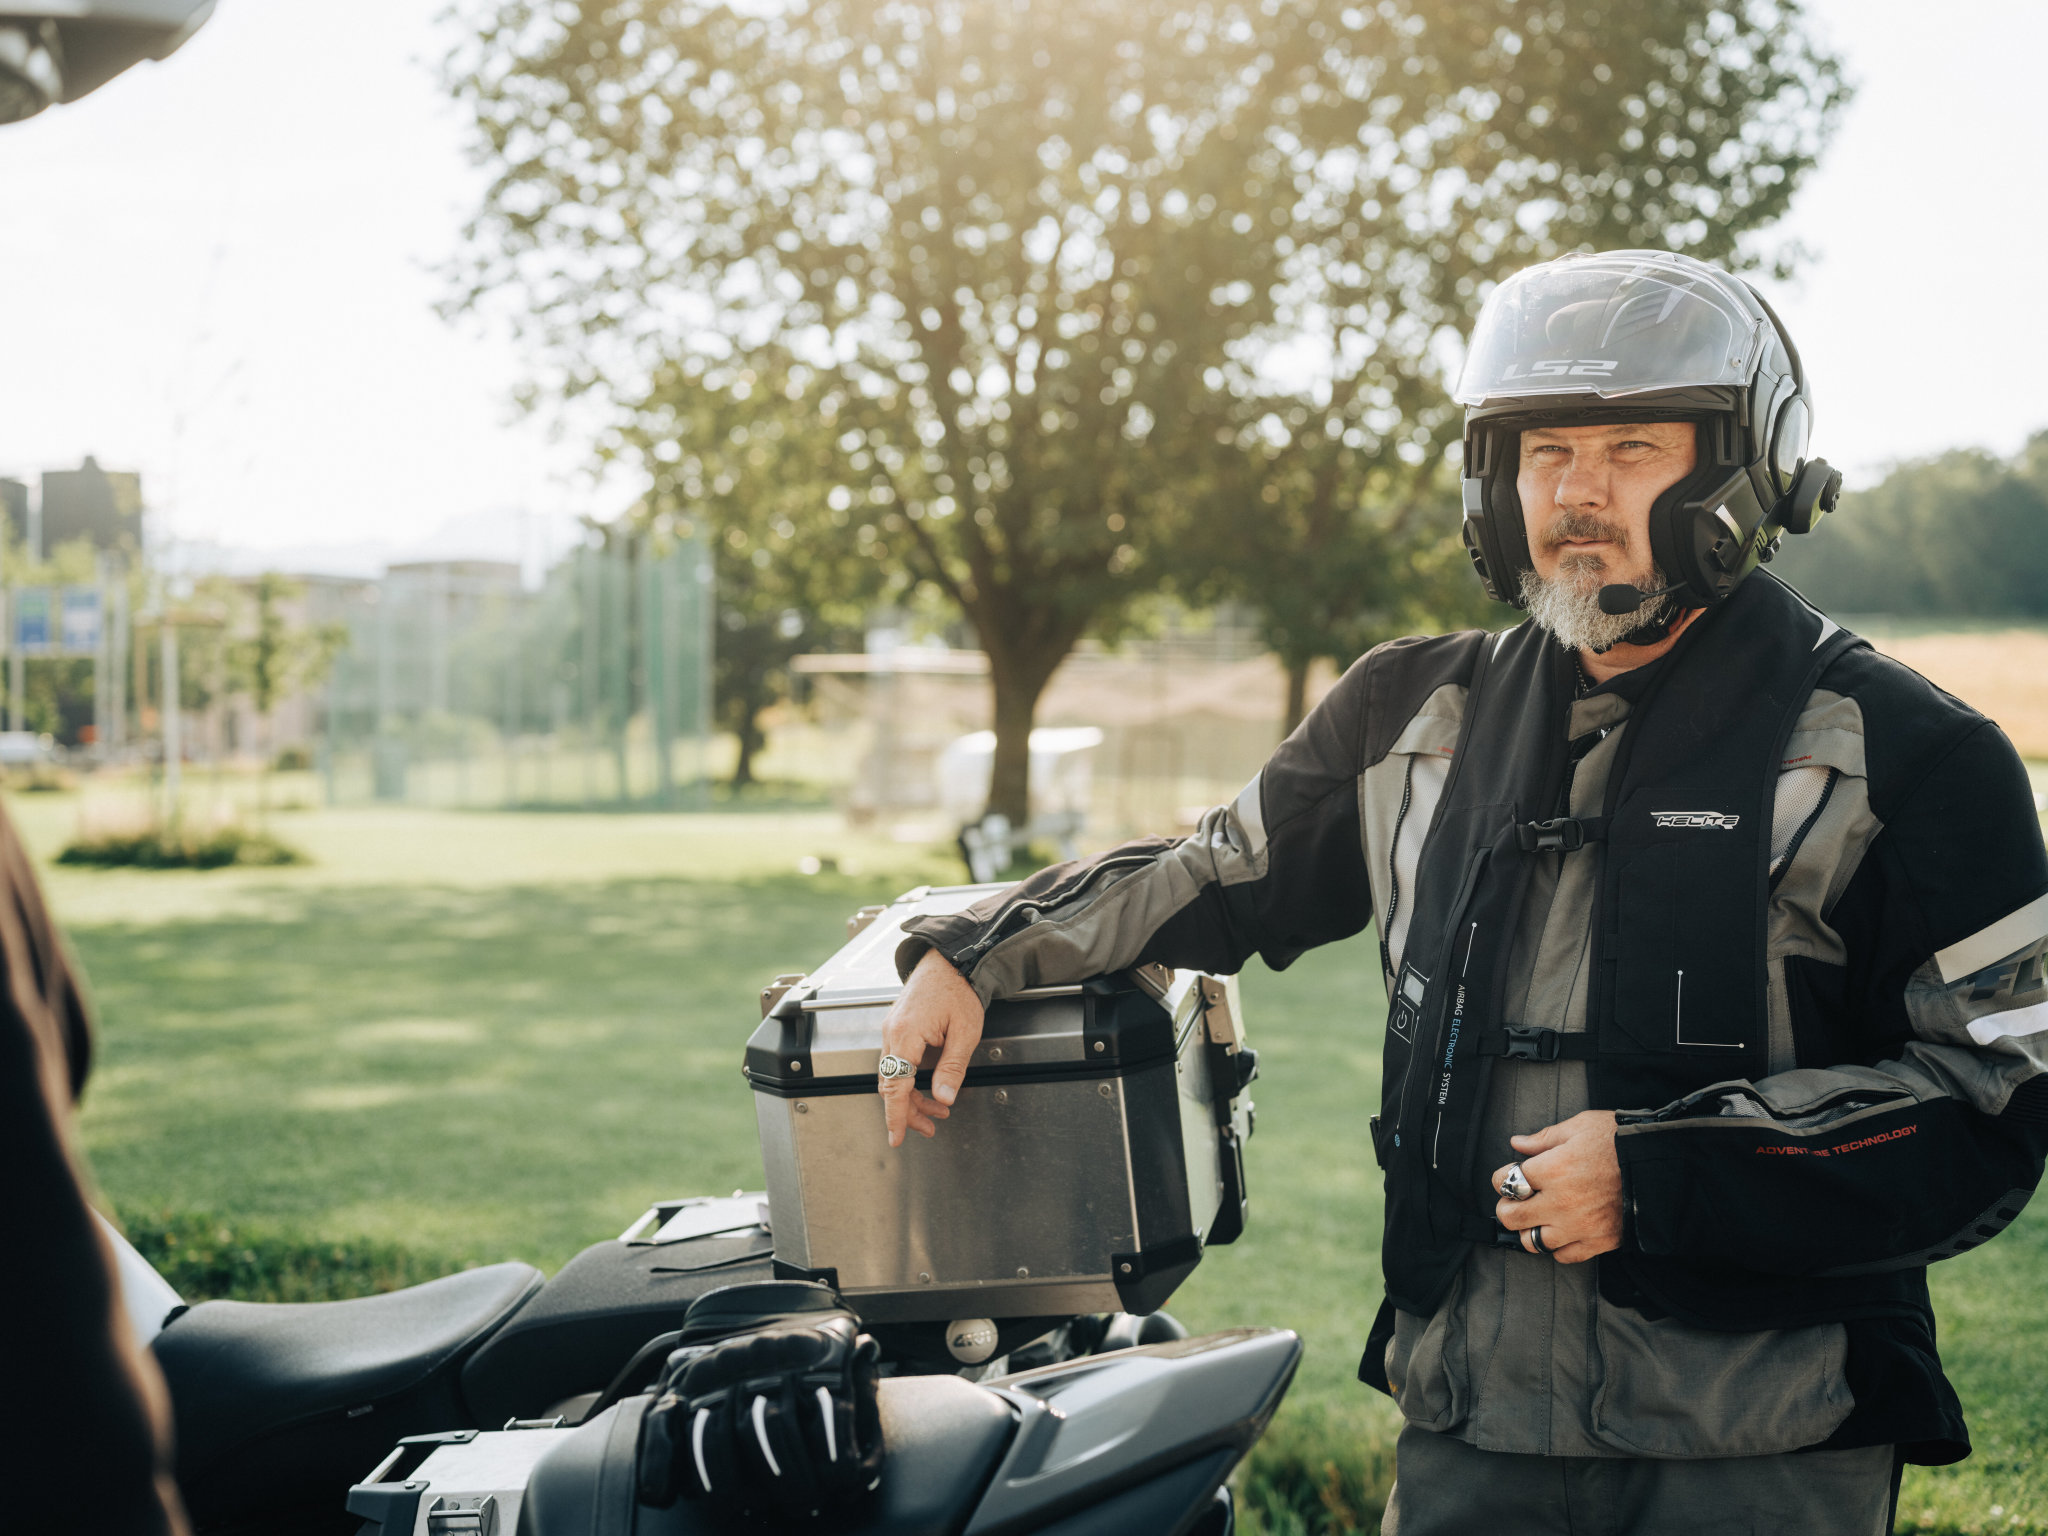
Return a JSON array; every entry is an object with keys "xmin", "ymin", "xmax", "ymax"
[{"xmin": 72, "ymin": 871, "xmax": 921, "ymax": 1269}]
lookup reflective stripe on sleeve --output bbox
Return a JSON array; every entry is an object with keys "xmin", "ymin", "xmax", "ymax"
[
  {"xmin": 1966, "ymin": 995, "xmax": 2048, "ymax": 1048},
  {"xmin": 1936, "ymin": 890, "xmax": 2048, "ymax": 983},
  {"xmin": 1231, "ymin": 773, "xmax": 1267, "ymax": 862}
]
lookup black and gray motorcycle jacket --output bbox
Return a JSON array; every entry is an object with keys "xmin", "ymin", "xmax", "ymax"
[{"xmin": 896, "ymin": 573, "xmax": 2048, "ymax": 1464}]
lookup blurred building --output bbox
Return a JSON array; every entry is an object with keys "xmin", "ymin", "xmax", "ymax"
[
  {"xmin": 39, "ymin": 456, "xmax": 143, "ymax": 558},
  {"xmin": 0, "ymin": 478, "xmax": 27, "ymax": 549}
]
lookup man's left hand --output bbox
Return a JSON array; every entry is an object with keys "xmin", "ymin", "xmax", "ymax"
[{"xmin": 1489, "ymin": 1110, "xmax": 1624, "ymax": 1264}]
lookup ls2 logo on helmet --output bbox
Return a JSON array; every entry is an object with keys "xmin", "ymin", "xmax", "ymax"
[
  {"xmin": 1502, "ymin": 358, "xmax": 1621, "ymax": 379},
  {"xmin": 1652, "ymin": 812, "xmax": 1741, "ymax": 830}
]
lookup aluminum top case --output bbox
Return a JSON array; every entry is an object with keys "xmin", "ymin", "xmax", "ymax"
[{"xmin": 744, "ymin": 883, "xmax": 1254, "ymax": 1324}]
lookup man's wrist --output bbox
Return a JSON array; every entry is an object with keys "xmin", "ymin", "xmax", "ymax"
[{"xmin": 893, "ymin": 936, "xmax": 940, "ymax": 983}]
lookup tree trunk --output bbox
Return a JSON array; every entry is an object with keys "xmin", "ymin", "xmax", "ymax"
[
  {"xmin": 985, "ymin": 660, "xmax": 1042, "ymax": 827},
  {"xmin": 729, "ymin": 704, "xmax": 764, "ymax": 789},
  {"xmin": 982, "ymin": 632, "xmax": 1073, "ymax": 828},
  {"xmin": 1282, "ymin": 657, "xmax": 1312, "ymax": 739}
]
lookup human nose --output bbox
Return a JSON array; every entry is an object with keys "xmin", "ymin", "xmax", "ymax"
[{"xmin": 1552, "ymin": 451, "xmax": 1608, "ymax": 512}]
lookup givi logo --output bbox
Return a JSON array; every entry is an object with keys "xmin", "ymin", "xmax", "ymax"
[{"xmin": 1652, "ymin": 811, "xmax": 1741, "ymax": 830}]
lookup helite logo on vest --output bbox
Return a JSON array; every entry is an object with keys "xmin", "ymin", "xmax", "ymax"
[
  {"xmin": 1499, "ymin": 357, "xmax": 1621, "ymax": 379},
  {"xmin": 1652, "ymin": 811, "xmax": 1742, "ymax": 830}
]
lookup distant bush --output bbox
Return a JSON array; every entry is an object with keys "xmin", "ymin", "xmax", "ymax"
[
  {"xmin": 121, "ymin": 1211, "xmax": 463, "ymax": 1304},
  {"xmin": 58, "ymin": 823, "xmax": 309, "ymax": 870},
  {"xmin": 2, "ymin": 763, "xmax": 76, "ymax": 793},
  {"xmin": 1234, "ymin": 1405, "xmax": 1396, "ymax": 1536},
  {"xmin": 273, "ymin": 744, "xmax": 316, "ymax": 773}
]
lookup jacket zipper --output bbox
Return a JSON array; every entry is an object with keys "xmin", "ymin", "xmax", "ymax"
[
  {"xmin": 1378, "ymin": 757, "xmax": 1416, "ymax": 978},
  {"xmin": 1770, "ymin": 767, "xmax": 1838, "ymax": 891}
]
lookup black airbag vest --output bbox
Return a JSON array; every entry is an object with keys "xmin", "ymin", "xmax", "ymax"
[{"xmin": 1377, "ymin": 573, "xmax": 1906, "ymax": 1329}]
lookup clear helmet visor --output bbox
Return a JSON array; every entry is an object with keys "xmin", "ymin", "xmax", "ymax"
[{"xmin": 1454, "ymin": 251, "xmax": 1769, "ymax": 405}]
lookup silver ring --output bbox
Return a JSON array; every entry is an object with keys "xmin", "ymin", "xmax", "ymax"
[
  {"xmin": 1499, "ymin": 1162, "xmax": 1535, "ymax": 1203},
  {"xmin": 877, "ymin": 1053, "xmax": 917, "ymax": 1081},
  {"xmin": 1529, "ymin": 1225, "xmax": 1551, "ymax": 1255}
]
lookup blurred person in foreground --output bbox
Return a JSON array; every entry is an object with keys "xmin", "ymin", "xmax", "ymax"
[
  {"xmin": 875, "ymin": 250, "xmax": 2048, "ymax": 1534},
  {"xmin": 0, "ymin": 804, "xmax": 187, "ymax": 1532},
  {"xmin": 0, "ymin": 9, "xmax": 213, "ymax": 1528}
]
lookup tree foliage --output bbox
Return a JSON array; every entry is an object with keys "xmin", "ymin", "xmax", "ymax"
[
  {"xmin": 231, "ymin": 572, "xmax": 347, "ymax": 726},
  {"xmin": 1774, "ymin": 434, "xmax": 2048, "ymax": 618},
  {"xmin": 448, "ymin": 0, "xmax": 1846, "ymax": 817},
  {"xmin": 620, "ymin": 357, "xmax": 891, "ymax": 786}
]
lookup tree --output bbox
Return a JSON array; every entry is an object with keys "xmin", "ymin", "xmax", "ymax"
[
  {"xmin": 448, "ymin": 0, "xmax": 1846, "ymax": 819},
  {"xmin": 620, "ymin": 357, "xmax": 890, "ymax": 787},
  {"xmin": 1177, "ymin": 430, "xmax": 1496, "ymax": 732},
  {"xmin": 1773, "ymin": 433, "xmax": 2048, "ymax": 618},
  {"xmin": 229, "ymin": 572, "xmax": 347, "ymax": 764}
]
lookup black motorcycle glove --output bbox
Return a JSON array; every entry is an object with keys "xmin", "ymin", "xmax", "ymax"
[{"xmin": 636, "ymin": 1313, "xmax": 884, "ymax": 1519}]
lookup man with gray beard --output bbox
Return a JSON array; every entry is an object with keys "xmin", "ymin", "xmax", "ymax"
[{"xmin": 875, "ymin": 252, "xmax": 2048, "ymax": 1533}]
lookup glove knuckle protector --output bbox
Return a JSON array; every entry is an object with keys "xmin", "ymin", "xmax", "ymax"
[{"xmin": 636, "ymin": 1311, "xmax": 884, "ymax": 1519}]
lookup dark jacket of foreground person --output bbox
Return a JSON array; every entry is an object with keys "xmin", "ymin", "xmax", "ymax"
[
  {"xmin": 898, "ymin": 574, "xmax": 2048, "ymax": 1465},
  {"xmin": 0, "ymin": 804, "xmax": 188, "ymax": 1533}
]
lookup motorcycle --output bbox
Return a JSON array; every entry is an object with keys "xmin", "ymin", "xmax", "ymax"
[{"xmin": 121, "ymin": 885, "xmax": 1290, "ymax": 1534}]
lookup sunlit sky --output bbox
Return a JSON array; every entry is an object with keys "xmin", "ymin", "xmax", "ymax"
[{"xmin": 0, "ymin": 0, "xmax": 2041, "ymax": 576}]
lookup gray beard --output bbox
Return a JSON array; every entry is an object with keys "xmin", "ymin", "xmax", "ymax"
[{"xmin": 1517, "ymin": 562, "xmax": 1675, "ymax": 654}]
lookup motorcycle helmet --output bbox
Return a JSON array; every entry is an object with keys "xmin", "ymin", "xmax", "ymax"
[{"xmin": 1454, "ymin": 249, "xmax": 1841, "ymax": 618}]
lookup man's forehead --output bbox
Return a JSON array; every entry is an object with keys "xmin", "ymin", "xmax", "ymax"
[{"xmin": 1522, "ymin": 421, "xmax": 1693, "ymax": 446}]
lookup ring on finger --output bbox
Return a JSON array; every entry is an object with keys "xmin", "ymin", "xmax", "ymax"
[
  {"xmin": 1528, "ymin": 1225, "xmax": 1552, "ymax": 1255},
  {"xmin": 878, "ymin": 1052, "xmax": 917, "ymax": 1081},
  {"xmin": 1499, "ymin": 1162, "xmax": 1535, "ymax": 1203}
]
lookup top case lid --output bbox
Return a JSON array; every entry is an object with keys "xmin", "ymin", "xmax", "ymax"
[{"xmin": 743, "ymin": 884, "xmax": 1187, "ymax": 1090}]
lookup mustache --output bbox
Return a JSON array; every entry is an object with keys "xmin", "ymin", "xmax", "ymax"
[{"xmin": 1536, "ymin": 509, "xmax": 1631, "ymax": 551}]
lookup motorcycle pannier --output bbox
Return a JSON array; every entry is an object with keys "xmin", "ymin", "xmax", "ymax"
[{"xmin": 745, "ymin": 884, "xmax": 1254, "ymax": 1324}]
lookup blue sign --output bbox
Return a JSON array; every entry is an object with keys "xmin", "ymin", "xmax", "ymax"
[
  {"xmin": 14, "ymin": 588, "xmax": 50, "ymax": 653},
  {"xmin": 61, "ymin": 587, "xmax": 101, "ymax": 654}
]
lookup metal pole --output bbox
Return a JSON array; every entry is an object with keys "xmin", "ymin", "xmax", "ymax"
[
  {"xmin": 608, "ymin": 540, "xmax": 630, "ymax": 805},
  {"xmin": 109, "ymin": 575, "xmax": 127, "ymax": 751},
  {"xmin": 642, "ymin": 538, "xmax": 674, "ymax": 806},
  {"xmin": 581, "ymin": 547, "xmax": 599, "ymax": 808},
  {"xmin": 695, "ymin": 527, "xmax": 714, "ymax": 805},
  {"xmin": 2, "ymin": 587, "xmax": 14, "ymax": 733},
  {"xmin": 92, "ymin": 563, "xmax": 108, "ymax": 760},
  {"xmin": 161, "ymin": 622, "xmax": 181, "ymax": 821},
  {"xmin": 6, "ymin": 589, "xmax": 21, "ymax": 734}
]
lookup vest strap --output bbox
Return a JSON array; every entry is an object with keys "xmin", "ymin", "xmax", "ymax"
[
  {"xmin": 1457, "ymin": 1213, "xmax": 1526, "ymax": 1247},
  {"xmin": 1474, "ymin": 1023, "xmax": 1600, "ymax": 1062},
  {"xmin": 1515, "ymin": 815, "xmax": 1610, "ymax": 853}
]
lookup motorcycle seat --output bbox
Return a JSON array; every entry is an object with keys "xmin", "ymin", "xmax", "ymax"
[{"xmin": 154, "ymin": 1261, "xmax": 543, "ymax": 1525}]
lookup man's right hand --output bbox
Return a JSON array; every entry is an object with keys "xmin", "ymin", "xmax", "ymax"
[{"xmin": 880, "ymin": 949, "xmax": 985, "ymax": 1147}]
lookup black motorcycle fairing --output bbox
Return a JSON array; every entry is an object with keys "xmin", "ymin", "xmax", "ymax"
[
  {"xmin": 517, "ymin": 1375, "xmax": 1017, "ymax": 1536},
  {"xmin": 153, "ymin": 1261, "xmax": 542, "ymax": 1528},
  {"xmin": 1018, "ymin": 1451, "xmax": 1237, "ymax": 1536},
  {"xmin": 964, "ymin": 1328, "xmax": 1300, "ymax": 1536},
  {"xmin": 462, "ymin": 1235, "xmax": 776, "ymax": 1426}
]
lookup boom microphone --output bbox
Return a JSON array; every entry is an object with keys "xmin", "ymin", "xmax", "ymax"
[{"xmin": 1596, "ymin": 582, "xmax": 1683, "ymax": 616}]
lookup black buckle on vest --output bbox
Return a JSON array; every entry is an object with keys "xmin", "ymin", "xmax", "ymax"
[
  {"xmin": 1517, "ymin": 817, "xmax": 1587, "ymax": 853},
  {"xmin": 1500, "ymin": 1024, "xmax": 1563, "ymax": 1062}
]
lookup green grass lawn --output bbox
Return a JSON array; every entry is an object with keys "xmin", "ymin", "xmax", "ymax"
[{"xmin": 15, "ymin": 789, "xmax": 2044, "ymax": 1535}]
